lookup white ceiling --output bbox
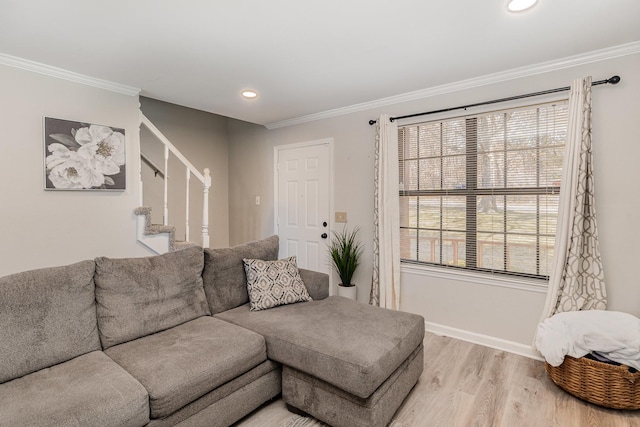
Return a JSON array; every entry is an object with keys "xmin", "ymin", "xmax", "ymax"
[{"xmin": 1, "ymin": 1, "xmax": 639, "ymax": 127}]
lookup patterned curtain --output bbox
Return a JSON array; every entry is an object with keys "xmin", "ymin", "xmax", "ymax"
[
  {"xmin": 370, "ymin": 114, "xmax": 401, "ymax": 310},
  {"xmin": 538, "ymin": 76, "xmax": 606, "ymax": 324}
]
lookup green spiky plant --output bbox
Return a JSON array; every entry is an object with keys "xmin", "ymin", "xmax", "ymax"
[{"xmin": 328, "ymin": 226, "xmax": 363, "ymax": 287}]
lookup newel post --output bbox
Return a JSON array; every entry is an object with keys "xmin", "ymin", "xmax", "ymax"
[
  {"xmin": 201, "ymin": 168, "xmax": 211, "ymax": 248},
  {"xmin": 163, "ymin": 145, "xmax": 169, "ymax": 225},
  {"xmin": 138, "ymin": 109, "xmax": 144, "ymax": 206}
]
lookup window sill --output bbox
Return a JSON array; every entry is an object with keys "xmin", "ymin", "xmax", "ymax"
[{"xmin": 400, "ymin": 262, "xmax": 548, "ymax": 294}]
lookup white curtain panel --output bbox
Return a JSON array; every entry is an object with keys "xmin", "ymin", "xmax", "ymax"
[
  {"xmin": 538, "ymin": 76, "xmax": 607, "ymax": 326},
  {"xmin": 370, "ymin": 114, "xmax": 401, "ymax": 310}
]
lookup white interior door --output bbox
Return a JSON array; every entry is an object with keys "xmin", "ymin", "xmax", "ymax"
[{"xmin": 275, "ymin": 139, "xmax": 331, "ymax": 274}]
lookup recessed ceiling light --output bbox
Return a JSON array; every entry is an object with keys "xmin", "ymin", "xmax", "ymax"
[
  {"xmin": 507, "ymin": 0, "xmax": 537, "ymax": 12},
  {"xmin": 241, "ymin": 90, "xmax": 258, "ymax": 99}
]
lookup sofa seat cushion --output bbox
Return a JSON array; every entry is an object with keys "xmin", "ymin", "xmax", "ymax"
[
  {"xmin": 0, "ymin": 351, "xmax": 149, "ymax": 427},
  {"xmin": 105, "ymin": 316, "xmax": 267, "ymax": 419},
  {"xmin": 146, "ymin": 360, "xmax": 281, "ymax": 427},
  {"xmin": 215, "ymin": 296, "xmax": 425, "ymax": 398}
]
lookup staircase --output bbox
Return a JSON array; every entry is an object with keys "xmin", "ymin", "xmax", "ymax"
[{"xmin": 135, "ymin": 112, "xmax": 211, "ymax": 254}]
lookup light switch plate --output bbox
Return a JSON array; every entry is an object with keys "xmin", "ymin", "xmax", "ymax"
[{"xmin": 335, "ymin": 212, "xmax": 347, "ymax": 223}]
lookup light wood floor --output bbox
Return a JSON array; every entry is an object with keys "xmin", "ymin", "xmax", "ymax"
[{"xmin": 234, "ymin": 332, "xmax": 640, "ymax": 427}]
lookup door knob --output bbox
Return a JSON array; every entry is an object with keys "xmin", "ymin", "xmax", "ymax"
[
  {"xmin": 323, "ymin": 221, "xmax": 328, "ymax": 227},
  {"xmin": 321, "ymin": 233, "xmax": 328, "ymax": 239}
]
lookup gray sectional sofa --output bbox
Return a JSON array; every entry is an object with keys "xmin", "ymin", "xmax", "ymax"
[{"xmin": 0, "ymin": 236, "xmax": 424, "ymax": 427}]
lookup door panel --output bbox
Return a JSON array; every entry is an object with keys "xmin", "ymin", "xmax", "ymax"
[{"xmin": 276, "ymin": 141, "xmax": 331, "ymax": 274}]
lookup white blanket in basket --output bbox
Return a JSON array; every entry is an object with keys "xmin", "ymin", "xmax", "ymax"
[{"xmin": 536, "ymin": 310, "xmax": 640, "ymax": 370}]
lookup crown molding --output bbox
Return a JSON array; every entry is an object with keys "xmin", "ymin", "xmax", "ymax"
[
  {"xmin": 265, "ymin": 40, "xmax": 640, "ymax": 130},
  {"xmin": 0, "ymin": 52, "xmax": 140, "ymax": 96}
]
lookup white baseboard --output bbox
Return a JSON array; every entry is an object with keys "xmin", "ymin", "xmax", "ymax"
[{"xmin": 425, "ymin": 321, "xmax": 544, "ymax": 362}]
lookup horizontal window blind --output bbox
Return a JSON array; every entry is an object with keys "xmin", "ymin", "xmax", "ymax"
[{"xmin": 399, "ymin": 100, "xmax": 568, "ymax": 279}]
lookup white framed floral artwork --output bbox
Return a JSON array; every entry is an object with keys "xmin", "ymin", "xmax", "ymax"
[{"xmin": 44, "ymin": 117, "xmax": 126, "ymax": 190}]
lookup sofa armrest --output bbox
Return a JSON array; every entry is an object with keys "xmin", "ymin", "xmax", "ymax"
[{"xmin": 299, "ymin": 269, "xmax": 329, "ymax": 300}]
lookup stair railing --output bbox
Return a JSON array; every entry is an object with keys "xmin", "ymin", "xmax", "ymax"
[{"xmin": 139, "ymin": 112, "xmax": 211, "ymax": 248}]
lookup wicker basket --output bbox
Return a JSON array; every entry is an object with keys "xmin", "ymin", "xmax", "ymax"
[{"xmin": 545, "ymin": 355, "xmax": 640, "ymax": 410}]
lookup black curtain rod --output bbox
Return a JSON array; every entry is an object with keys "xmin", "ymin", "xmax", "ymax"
[{"xmin": 368, "ymin": 75, "xmax": 621, "ymax": 126}]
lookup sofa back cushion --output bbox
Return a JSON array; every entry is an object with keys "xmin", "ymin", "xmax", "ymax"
[
  {"xmin": 203, "ymin": 235, "xmax": 279, "ymax": 314},
  {"xmin": 0, "ymin": 260, "xmax": 100, "ymax": 384},
  {"xmin": 94, "ymin": 246, "xmax": 210, "ymax": 349}
]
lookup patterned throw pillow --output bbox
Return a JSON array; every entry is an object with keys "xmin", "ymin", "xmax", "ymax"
[{"xmin": 243, "ymin": 256, "xmax": 313, "ymax": 311}]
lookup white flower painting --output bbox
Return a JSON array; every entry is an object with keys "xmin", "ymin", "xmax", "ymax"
[{"xmin": 44, "ymin": 118, "xmax": 126, "ymax": 190}]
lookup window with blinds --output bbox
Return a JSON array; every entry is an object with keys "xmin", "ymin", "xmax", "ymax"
[{"xmin": 399, "ymin": 100, "xmax": 568, "ymax": 279}]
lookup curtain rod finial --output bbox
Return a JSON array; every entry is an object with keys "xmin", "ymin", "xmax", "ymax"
[{"xmin": 608, "ymin": 75, "xmax": 621, "ymax": 84}]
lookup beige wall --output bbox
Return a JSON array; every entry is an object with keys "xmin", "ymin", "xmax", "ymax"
[
  {"xmin": 0, "ymin": 64, "xmax": 151, "ymax": 277},
  {"xmin": 227, "ymin": 53, "xmax": 640, "ymax": 346},
  {"xmin": 139, "ymin": 97, "xmax": 230, "ymax": 248}
]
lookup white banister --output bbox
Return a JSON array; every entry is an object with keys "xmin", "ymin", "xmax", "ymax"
[
  {"xmin": 185, "ymin": 166, "xmax": 190, "ymax": 241},
  {"xmin": 139, "ymin": 112, "xmax": 211, "ymax": 248},
  {"xmin": 202, "ymin": 168, "xmax": 211, "ymax": 248},
  {"xmin": 140, "ymin": 114, "xmax": 205, "ymax": 182}
]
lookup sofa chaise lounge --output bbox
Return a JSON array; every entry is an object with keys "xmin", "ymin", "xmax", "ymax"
[{"xmin": 0, "ymin": 236, "xmax": 424, "ymax": 427}]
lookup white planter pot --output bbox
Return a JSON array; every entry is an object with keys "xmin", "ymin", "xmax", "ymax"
[{"xmin": 337, "ymin": 284, "xmax": 357, "ymax": 300}]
